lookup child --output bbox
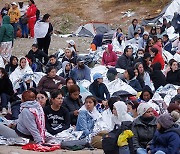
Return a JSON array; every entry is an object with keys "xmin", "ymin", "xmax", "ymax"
[
  {"xmin": 149, "ymin": 113, "xmax": 180, "ymax": 154},
  {"xmin": 44, "ymin": 90, "xmax": 70, "ymax": 135}
]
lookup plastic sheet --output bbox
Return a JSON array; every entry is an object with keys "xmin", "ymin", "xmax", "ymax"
[{"xmin": 0, "ymin": 136, "xmax": 29, "ymax": 145}]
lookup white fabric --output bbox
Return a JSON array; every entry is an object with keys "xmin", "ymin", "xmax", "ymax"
[
  {"xmin": 0, "ymin": 41, "xmax": 12, "ymax": 62},
  {"xmin": 0, "ymin": 56, "xmax": 5, "ymax": 68},
  {"xmin": 112, "ymin": 38, "xmax": 125, "ymax": 53},
  {"xmin": 102, "ymin": 109, "xmax": 113, "ymax": 131},
  {"xmin": 18, "ymin": 5, "xmax": 28, "ymax": 16},
  {"xmin": 112, "ymin": 101, "xmax": 133, "ymax": 127},
  {"xmin": 107, "ymin": 78, "xmax": 137, "ymax": 96},
  {"xmin": 34, "ymin": 21, "xmax": 49, "ymax": 38},
  {"xmin": 9, "ymin": 58, "xmax": 33, "ymax": 90}
]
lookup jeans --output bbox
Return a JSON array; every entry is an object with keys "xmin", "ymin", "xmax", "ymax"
[
  {"xmin": 119, "ymin": 146, "xmax": 130, "ymax": 154},
  {"xmin": 0, "ymin": 93, "xmax": 10, "ymax": 108},
  {"xmin": 11, "ymin": 22, "xmax": 18, "ymax": 39},
  {"xmin": 20, "ymin": 20, "xmax": 28, "ymax": 37},
  {"xmin": 137, "ymin": 148, "xmax": 147, "ymax": 154}
]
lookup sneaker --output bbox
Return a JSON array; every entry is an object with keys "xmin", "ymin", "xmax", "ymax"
[{"xmin": 2, "ymin": 108, "xmax": 7, "ymax": 115}]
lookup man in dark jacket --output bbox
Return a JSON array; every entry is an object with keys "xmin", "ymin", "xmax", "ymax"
[
  {"xmin": 27, "ymin": 44, "xmax": 49, "ymax": 65},
  {"xmin": 46, "ymin": 55, "xmax": 62, "ymax": 72},
  {"xmin": 115, "ymin": 45, "xmax": 134, "ymax": 69}
]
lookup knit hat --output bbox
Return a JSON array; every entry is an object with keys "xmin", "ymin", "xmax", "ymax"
[
  {"xmin": 143, "ymin": 31, "xmax": 149, "ymax": 36},
  {"xmin": 137, "ymin": 103, "xmax": 152, "ymax": 116},
  {"xmin": 93, "ymin": 73, "xmax": 103, "ymax": 81},
  {"xmin": 127, "ymin": 68, "xmax": 135, "ymax": 80},
  {"xmin": 157, "ymin": 113, "xmax": 174, "ymax": 129}
]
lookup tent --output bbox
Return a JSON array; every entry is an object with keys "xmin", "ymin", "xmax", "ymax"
[
  {"xmin": 74, "ymin": 22, "xmax": 115, "ymax": 39},
  {"xmin": 141, "ymin": 0, "xmax": 180, "ymax": 27}
]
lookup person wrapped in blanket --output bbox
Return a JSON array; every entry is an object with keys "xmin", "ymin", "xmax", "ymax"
[
  {"xmin": 9, "ymin": 57, "xmax": 36, "ymax": 94},
  {"xmin": 0, "ymin": 90, "xmax": 45, "ymax": 144}
]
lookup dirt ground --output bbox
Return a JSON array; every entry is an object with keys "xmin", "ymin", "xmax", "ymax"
[{"xmin": 0, "ymin": 146, "xmax": 103, "ymax": 154}]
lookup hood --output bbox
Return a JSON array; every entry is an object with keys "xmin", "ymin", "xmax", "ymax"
[
  {"xmin": 152, "ymin": 62, "xmax": 162, "ymax": 71},
  {"xmin": 114, "ymin": 101, "xmax": 133, "ymax": 123},
  {"xmin": 107, "ymin": 44, "xmax": 113, "ymax": 53},
  {"xmin": 92, "ymin": 34, "xmax": 103, "ymax": 47},
  {"xmin": 62, "ymin": 61, "xmax": 70, "ymax": 74},
  {"xmin": 2, "ymin": 15, "xmax": 10, "ymax": 24},
  {"xmin": 140, "ymin": 85, "xmax": 153, "ymax": 100},
  {"xmin": 153, "ymin": 42, "xmax": 162, "ymax": 48},
  {"xmin": 165, "ymin": 124, "xmax": 180, "ymax": 135},
  {"xmin": 21, "ymin": 101, "xmax": 40, "ymax": 109}
]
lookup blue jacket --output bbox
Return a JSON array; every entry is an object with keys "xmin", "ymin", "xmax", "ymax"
[
  {"xmin": 150, "ymin": 125, "xmax": 180, "ymax": 154},
  {"xmin": 123, "ymin": 78, "xmax": 142, "ymax": 92},
  {"xmin": 76, "ymin": 110, "xmax": 95, "ymax": 137},
  {"xmin": 73, "ymin": 65, "xmax": 91, "ymax": 81},
  {"xmin": 163, "ymin": 40, "xmax": 174, "ymax": 55}
]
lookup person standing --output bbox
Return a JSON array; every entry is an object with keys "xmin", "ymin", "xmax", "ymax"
[
  {"xmin": 35, "ymin": 14, "xmax": 53, "ymax": 55},
  {"xmin": 26, "ymin": 0, "xmax": 37, "ymax": 38},
  {"xmin": 1, "ymin": 3, "xmax": 10, "ymax": 18},
  {"xmin": 8, "ymin": 2, "xmax": 20, "ymax": 39},
  {"xmin": 0, "ymin": 15, "xmax": 14, "ymax": 64},
  {"xmin": 18, "ymin": 2, "xmax": 28, "ymax": 38}
]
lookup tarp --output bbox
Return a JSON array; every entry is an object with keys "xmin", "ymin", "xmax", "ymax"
[
  {"xmin": 141, "ymin": 0, "xmax": 180, "ymax": 26},
  {"xmin": 74, "ymin": 22, "xmax": 115, "ymax": 39}
]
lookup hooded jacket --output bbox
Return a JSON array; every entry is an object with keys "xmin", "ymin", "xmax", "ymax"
[
  {"xmin": 59, "ymin": 61, "xmax": 76, "ymax": 80},
  {"xmin": 102, "ymin": 44, "xmax": 117, "ymax": 66},
  {"xmin": 166, "ymin": 69, "xmax": 180, "ymax": 86},
  {"xmin": 16, "ymin": 101, "xmax": 45, "ymax": 144},
  {"xmin": 46, "ymin": 60, "xmax": 62, "ymax": 71},
  {"xmin": 115, "ymin": 53, "xmax": 133, "ymax": 69},
  {"xmin": 5, "ymin": 56, "xmax": 18, "ymax": 75},
  {"xmin": 132, "ymin": 116, "xmax": 157, "ymax": 151},
  {"xmin": 153, "ymin": 42, "xmax": 162, "ymax": 55},
  {"xmin": 150, "ymin": 125, "xmax": 180, "ymax": 154},
  {"xmin": 151, "ymin": 53, "xmax": 165, "ymax": 70},
  {"xmin": 0, "ymin": 16, "xmax": 14, "ymax": 43},
  {"xmin": 140, "ymin": 85, "xmax": 153, "ymax": 102},
  {"xmin": 26, "ymin": 4, "xmax": 37, "ymax": 19}
]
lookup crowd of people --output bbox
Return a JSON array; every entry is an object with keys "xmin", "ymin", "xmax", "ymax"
[{"xmin": 0, "ymin": 1, "xmax": 180, "ymax": 154}]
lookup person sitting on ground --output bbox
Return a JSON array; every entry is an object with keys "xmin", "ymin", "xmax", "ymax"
[
  {"xmin": 9, "ymin": 57, "xmax": 34, "ymax": 94},
  {"xmin": 167, "ymin": 103, "xmax": 180, "ymax": 125},
  {"xmin": 128, "ymin": 19, "xmax": 141, "ymax": 40},
  {"xmin": 46, "ymin": 55, "xmax": 62, "ymax": 72},
  {"xmin": 25, "ymin": 54, "xmax": 38, "ymax": 72},
  {"xmin": 149, "ymin": 26, "xmax": 157, "ymax": 39},
  {"xmin": 172, "ymin": 36, "xmax": 180, "ymax": 54},
  {"xmin": 0, "ymin": 67, "xmax": 14, "ymax": 115},
  {"xmin": 112, "ymin": 33, "xmax": 126, "ymax": 55},
  {"xmin": 127, "ymin": 100, "xmax": 139, "ymax": 118},
  {"xmin": 115, "ymin": 45, "xmax": 134, "ymax": 69},
  {"xmin": 113, "ymin": 27, "xmax": 123, "ymax": 39},
  {"xmin": 5, "ymin": 56, "xmax": 18, "ymax": 75},
  {"xmin": 138, "ymin": 31, "xmax": 149, "ymax": 50},
  {"xmin": 139, "ymin": 85, "xmax": 153, "ymax": 103},
  {"xmin": 90, "ymin": 34, "xmax": 103, "ymax": 51},
  {"xmin": 0, "ymin": 90, "xmax": 45, "ymax": 144},
  {"xmin": 162, "ymin": 34, "xmax": 173, "ymax": 55},
  {"xmin": 73, "ymin": 57, "xmax": 91, "ymax": 81},
  {"xmin": 89, "ymin": 73, "xmax": 110, "ymax": 104},
  {"xmin": 61, "ymin": 77, "xmax": 76, "ymax": 97},
  {"xmin": 66, "ymin": 40, "xmax": 77, "ymax": 53},
  {"xmin": 123, "ymin": 68, "xmax": 142, "ymax": 92},
  {"xmin": 44, "ymin": 90, "xmax": 70, "ymax": 135},
  {"xmin": 27, "ymin": 44, "xmax": 49, "ymax": 65},
  {"xmin": 156, "ymin": 25, "xmax": 166, "ymax": 39},
  {"xmin": 37, "ymin": 66, "xmax": 65, "ymax": 93},
  {"xmin": 150, "ymin": 47, "xmax": 165, "ymax": 70},
  {"xmin": 63, "ymin": 85, "xmax": 83, "ymax": 125},
  {"xmin": 145, "ymin": 38, "xmax": 154, "ymax": 53},
  {"xmin": 150, "ymin": 62, "xmax": 166, "ymax": 90},
  {"xmin": 106, "ymin": 67, "xmax": 118, "ymax": 82},
  {"xmin": 62, "ymin": 48, "xmax": 77, "ymax": 66},
  {"xmin": 59, "ymin": 61, "xmax": 76, "ymax": 80},
  {"xmin": 132, "ymin": 103, "xmax": 157, "ymax": 154},
  {"xmin": 36, "ymin": 90, "xmax": 49, "ymax": 108},
  {"xmin": 128, "ymin": 32, "xmax": 140, "ymax": 47},
  {"xmin": 166, "ymin": 59, "xmax": 180, "ymax": 86},
  {"xmin": 102, "ymin": 44, "xmax": 117, "ymax": 66},
  {"xmin": 134, "ymin": 49, "xmax": 144, "ymax": 62},
  {"xmin": 149, "ymin": 113, "xmax": 180, "ymax": 154},
  {"xmin": 153, "ymin": 40, "xmax": 163, "ymax": 55}
]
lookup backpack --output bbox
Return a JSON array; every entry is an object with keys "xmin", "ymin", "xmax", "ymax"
[{"xmin": 102, "ymin": 124, "xmax": 122, "ymax": 154}]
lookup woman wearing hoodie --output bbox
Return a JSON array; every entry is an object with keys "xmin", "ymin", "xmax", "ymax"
[
  {"xmin": 0, "ymin": 90, "xmax": 45, "ymax": 144},
  {"xmin": 90, "ymin": 34, "xmax": 103, "ymax": 51},
  {"xmin": 102, "ymin": 44, "xmax": 117, "ymax": 66},
  {"xmin": 0, "ymin": 15, "xmax": 14, "ymax": 64},
  {"xmin": 112, "ymin": 33, "xmax": 126, "ymax": 55},
  {"xmin": 132, "ymin": 103, "xmax": 157, "ymax": 154},
  {"xmin": 62, "ymin": 48, "xmax": 77, "ymax": 66},
  {"xmin": 5, "ymin": 56, "xmax": 18, "ymax": 75},
  {"xmin": 123, "ymin": 68, "xmax": 142, "ymax": 92},
  {"xmin": 150, "ymin": 47, "xmax": 165, "ymax": 70},
  {"xmin": 166, "ymin": 59, "xmax": 180, "ymax": 86},
  {"xmin": 149, "ymin": 113, "xmax": 180, "ymax": 154},
  {"xmin": 59, "ymin": 61, "xmax": 76, "ymax": 80},
  {"xmin": 139, "ymin": 85, "xmax": 153, "ymax": 103},
  {"xmin": 26, "ymin": 0, "xmax": 37, "ymax": 38}
]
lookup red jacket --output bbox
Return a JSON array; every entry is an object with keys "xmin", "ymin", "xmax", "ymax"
[
  {"xmin": 151, "ymin": 53, "xmax": 165, "ymax": 70},
  {"xmin": 26, "ymin": 4, "xmax": 37, "ymax": 18},
  {"xmin": 102, "ymin": 44, "xmax": 117, "ymax": 66},
  {"xmin": 153, "ymin": 42, "xmax": 162, "ymax": 55}
]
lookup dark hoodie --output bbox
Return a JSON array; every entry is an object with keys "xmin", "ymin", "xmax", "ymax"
[
  {"xmin": 5, "ymin": 56, "xmax": 18, "ymax": 74},
  {"xmin": 140, "ymin": 85, "xmax": 153, "ymax": 102},
  {"xmin": 150, "ymin": 124, "xmax": 180, "ymax": 154},
  {"xmin": 0, "ymin": 15, "xmax": 14, "ymax": 43},
  {"xmin": 92, "ymin": 34, "xmax": 103, "ymax": 48},
  {"xmin": 150, "ymin": 62, "xmax": 166, "ymax": 90}
]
